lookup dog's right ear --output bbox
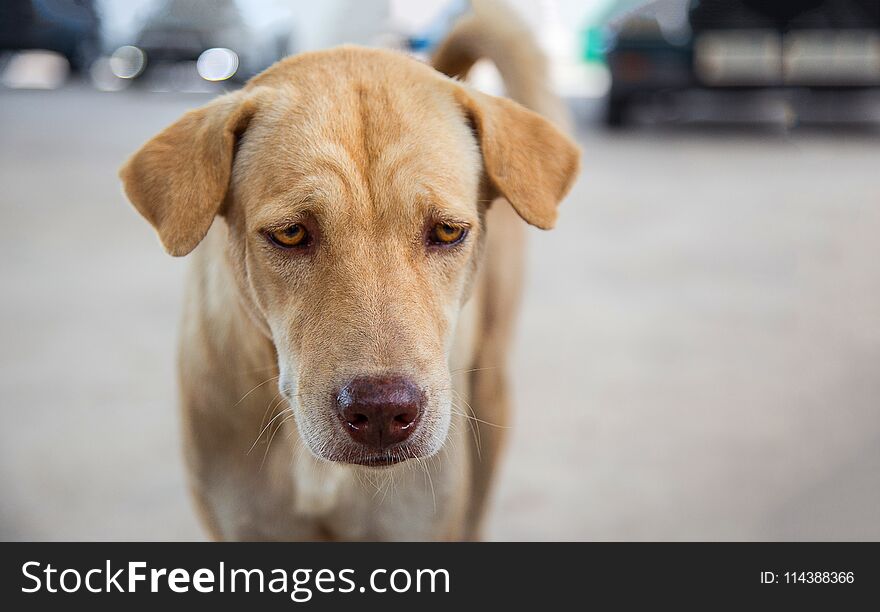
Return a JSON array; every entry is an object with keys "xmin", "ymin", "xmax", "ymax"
[{"xmin": 119, "ymin": 87, "xmax": 267, "ymax": 256}]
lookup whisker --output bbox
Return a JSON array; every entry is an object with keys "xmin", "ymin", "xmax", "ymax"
[
  {"xmin": 246, "ymin": 405, "xmax": 291, "ymax": 455},
  {"xmin": 448, "ymin": 406, "xmax": 510, "ymax": 429},
  {"xmin": 260, "ymin": 414, "xmax": 294, "ymax": 472},
  {"xmin": 449, "ymin": 366, "xmax": 498, "ymax": 376},
  {"xmin": 451, "ymin": 389, "xmax": 482, "ymax": 459},
  {"xmin": 415, "ymin": 455, "xmax": 436, "ymax": 513},
  {"xmin": 233, "ymin": 374, "xmax": 281, "ymax": 408},
  {"xmin": 258, "ymin": 390, "xmax": 284, "ymax": 435}
]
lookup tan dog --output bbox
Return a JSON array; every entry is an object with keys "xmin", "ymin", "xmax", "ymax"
[{"xmin": 120, "ymin": 1, "xmax": 578, "ymax": 540}]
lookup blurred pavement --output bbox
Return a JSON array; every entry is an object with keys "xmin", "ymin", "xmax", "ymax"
[{"xmin": 1, "ymin": 86, "xmax": 878, "ymax": 540}]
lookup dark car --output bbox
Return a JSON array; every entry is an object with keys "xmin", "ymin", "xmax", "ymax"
[
  {"xmin": 604, "ymin": 0, "xmax": 880, "ymax": 126},
  {"xmin": 0, "ymin": 0, "xmax": 100, "ymax": 72}
]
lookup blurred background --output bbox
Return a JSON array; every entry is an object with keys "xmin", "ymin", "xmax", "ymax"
[{"xmin": 1, "ymin": 0, "xmax": 878, "ymax": 540}]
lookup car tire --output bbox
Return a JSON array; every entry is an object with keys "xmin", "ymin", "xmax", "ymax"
[{"xmin": 606, "ymin": 94, "xmax": 630, "ymax": 128}]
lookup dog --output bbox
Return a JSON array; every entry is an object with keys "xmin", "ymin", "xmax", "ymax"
[{"xmin": 120, "ymin": 0, "xmax": 579, "ymax": 540}]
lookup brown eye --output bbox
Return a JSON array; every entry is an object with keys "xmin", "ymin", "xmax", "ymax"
[
  {"xmin": 429, "ymin": 223, "xmax": 467, "ymax": 246},
  {"xmin": 267, "ymin": 224, "xmax": 309, "ymax": 248}
]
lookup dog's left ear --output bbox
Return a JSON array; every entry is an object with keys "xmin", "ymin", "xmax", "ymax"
[
  {"xmin": 453, "ymin": 87, "xmax": 580, "ymax": 229},
  {"xmin": 119, "ymin": 87, "xmax": 268, "ymax": 256}
]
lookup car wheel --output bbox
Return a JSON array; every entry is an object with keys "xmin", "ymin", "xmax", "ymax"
[{"xmin": 606, "ymin": 94, "xmax": 630, "ymax": 128}]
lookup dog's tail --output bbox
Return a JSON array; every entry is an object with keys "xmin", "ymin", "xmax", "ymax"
[{"xmin": 431, "ymin": 0, "xmax": 569, "ymax": 129}]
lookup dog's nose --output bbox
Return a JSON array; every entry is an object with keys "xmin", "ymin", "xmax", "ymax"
[{"xmin": 336, "ymin": 376, "xmax": 423, "ymax": 449}]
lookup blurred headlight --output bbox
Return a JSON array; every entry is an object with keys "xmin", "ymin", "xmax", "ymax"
[
  {"xmin": 695, "ymin": 31, "xmax": 782, "ymax": 86},
  {"xmin": 110, "ymin": 46, "xmax": 146, "ymax": 79},
  {"xmin": 197, "ymin": 48, "xmax": 239, "ymax": 82},
  {"xmin": 0, "ymin": 50, "xmax": 69, "ymax": 89},
  {"xmin": 784, "ymin": 30, "xmax": 880, "ymax": 85}
]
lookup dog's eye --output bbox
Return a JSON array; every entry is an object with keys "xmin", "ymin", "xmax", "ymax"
[
  {"xmin": 429, "ymin": 223, "xmax": 467, "ymax": 246},
  {"xmin": 267, "ymin": 224, "xmax": 309, "ymax": 249}
]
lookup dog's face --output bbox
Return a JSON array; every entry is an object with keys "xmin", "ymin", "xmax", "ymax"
[
  {"xmin": 120, "ymin": 48, "xmax": 578, "ymax": 467},
  {"xmin": 228, "ymin": 61, "xmax": 486, "ymax": 466}
]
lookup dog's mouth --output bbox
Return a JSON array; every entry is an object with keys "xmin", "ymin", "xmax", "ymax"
[
  {"xmin": 319, "ymin": 443, "xmax": 421, "ymax": 467},
  {"xmin": 346, "ymin": 453, "xmax": 408, "ymax": 468}
]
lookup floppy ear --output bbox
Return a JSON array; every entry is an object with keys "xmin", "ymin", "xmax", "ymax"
[
  {"xmin": 454, "ymin": 87, "xmax": 580, "ymax": 229},
  {"xmin": 119, "ymin": 88, "xmax": 265, "ymax": 256}
]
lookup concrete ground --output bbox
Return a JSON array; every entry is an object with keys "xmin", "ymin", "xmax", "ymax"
[{"xmin": 1, "ymin": 86, "xmax": 878, "ymax": 540}]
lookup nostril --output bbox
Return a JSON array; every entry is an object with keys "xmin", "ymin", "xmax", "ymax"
[
  {"xmin": 393, "ymin": 411, "xmax": 416, "ymax": 426},
  {"xmin": 346, "ymin": 413, "xmax": 369, "ymax": 428}
]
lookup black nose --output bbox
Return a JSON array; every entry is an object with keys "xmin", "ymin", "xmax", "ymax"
[{"xmin": 336, "ymin": 376, "xmax": 423, "ymax": 450}]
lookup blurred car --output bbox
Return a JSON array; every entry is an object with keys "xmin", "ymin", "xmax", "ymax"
[
  {"xmin": 604, "ymin": 0, "xmax": 880, "ymax": 126},
  {"xmin": 114, "ymin": 0, "xmax": 289, "ymax": 85},
  {"xmin": 0, "ymin": 0, "xmax": 100, "ymax": 73}
]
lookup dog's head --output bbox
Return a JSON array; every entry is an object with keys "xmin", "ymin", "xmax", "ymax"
[{"xmin": 120, "ymin": 47, "xmax": 578, "ymax": 467}]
